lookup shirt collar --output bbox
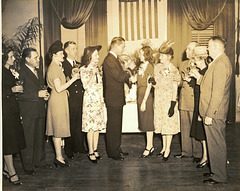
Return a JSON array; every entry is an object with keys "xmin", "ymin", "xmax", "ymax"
[
  {"xmin": 110, "ymin": 51, "xmax": 118, "ymax": 58},
  {"xmin": 67, "ymin": 57, "xmax": 75, "ymax": 66},
  {"xmin": 25, "ymin": 63, "xmax": 36, "ymax": 73}
]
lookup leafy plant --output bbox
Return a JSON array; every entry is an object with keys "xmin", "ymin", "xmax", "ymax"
[{"xmin": 2, "ymin": 17, "xmax": 42, "ymax": 70}]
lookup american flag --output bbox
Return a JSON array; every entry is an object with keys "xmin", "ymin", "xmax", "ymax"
[{"xmin": 119, "ymin": 0, "xmax": 161, "ymax": 41}]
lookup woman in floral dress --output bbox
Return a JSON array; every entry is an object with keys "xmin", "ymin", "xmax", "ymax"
[
  {"xmin": 137, "ymin": 46, "xmax": 155, "ymax": 157},
  {"xmin": 154, "ymin": 41, "xmax": 180, "ymax": 161},
  {"xmin": 80, "ymin": 45, "xmax": 106, "ymax": 163}
]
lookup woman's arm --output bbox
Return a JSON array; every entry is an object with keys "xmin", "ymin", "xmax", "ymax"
[
  {"xmin": 54, "ymin": 73, "xmax": 79, "ymax": 93},
  {"xmin": 140, "ymin": 80, "xmax": 152, "ymax": 112}
]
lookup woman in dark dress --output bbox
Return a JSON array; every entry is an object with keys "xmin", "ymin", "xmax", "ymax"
[
  {"xmin": 137, "ymin": 46, "xmax": 155, "ymax": 157},
  {"xmin": 189, "ymin": 46, "xmax": 209, "ymax": 168},
  {"xmin": 2, "ymin": 46, "xmax": 26, "ymax": 185}
]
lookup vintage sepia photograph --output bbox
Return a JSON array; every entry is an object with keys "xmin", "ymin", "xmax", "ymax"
[{"xmin": 1, "ymin": 0, "xmax": 240, "ymax": 190}]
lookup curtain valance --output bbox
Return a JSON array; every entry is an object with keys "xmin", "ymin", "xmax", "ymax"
[
  {"xmin": 50, "ymin": 0, "xmax": 96, "ymax": 29},
  {"xmin": 180, "ymin": 0, "xmax": 227, "ymax": 30}
]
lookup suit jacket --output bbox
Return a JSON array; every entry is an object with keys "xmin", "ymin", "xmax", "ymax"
[
  {"xmin": 18, "ymin": 64, "xmax": 46, "ymax": 118},
  {"xmin": 62, "ymin": 59, "xmax": 84, "ymax": 108},
  {"xmin": 103, "ymin": 53, "xmax": 130, "ymax": 107},
  {"xmin": 199, "ymin": 53, "xmax": 232, "ymax": 120},
  {"xmin": 178, "ymin": 60, "xmax": 194, "ymax": 111}
]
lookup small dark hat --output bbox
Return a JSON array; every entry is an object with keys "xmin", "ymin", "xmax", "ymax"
[
  {"xmin": 48, "ymin": 40, "xmax": 64, "ymax": 59},
  {"xmin": 83, "ymin": 45, "xmax": 102, "ymax": 58},
  {"xmin": 81, "ymin": 45, "xmax": 102, "ymax": 66}
]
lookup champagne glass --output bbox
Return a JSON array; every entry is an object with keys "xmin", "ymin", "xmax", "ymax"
[{"xmin": 15, "ymin": 80, "xmax": 24, "ymax": 93}]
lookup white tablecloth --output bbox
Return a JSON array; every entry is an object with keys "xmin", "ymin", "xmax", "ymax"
[{"xmin": 101, "ymin": 103, "xmax": 140, "ymax": 133}]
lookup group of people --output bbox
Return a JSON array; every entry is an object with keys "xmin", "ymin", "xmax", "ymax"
[{"xmin": 2, "ymin": 35, "xmax": 232, "ymax": 185}]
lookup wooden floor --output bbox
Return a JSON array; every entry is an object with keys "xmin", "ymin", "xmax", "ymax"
[{"xmin": 2, "ymin": 123, "xmax": 240, "ymax": 191}]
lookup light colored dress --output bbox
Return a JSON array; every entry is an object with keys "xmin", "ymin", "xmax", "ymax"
[
  {"xmin": 154, "ymin": 62, "xmax": 180, "ymax": 135},
  {"xmin": 80, "ymin": 65, "xmax": 106, "ymax": 132},
  {"xmin": 46, "ymin": 61, "xmax": 70, "ymax": 137},
  {"xmin": 137, "ymin": 62, "xmax": 154, "ymax": 132}
]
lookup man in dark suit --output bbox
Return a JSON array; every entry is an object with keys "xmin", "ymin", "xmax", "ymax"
[
  {"xmin": 18, "ymin": 48, "xmax": 50, "ymax": 175},
  {"xmin": 103, "ymin": 37, "xmax": 134, "ymax": 160},
  {"xmin": 62, "ymin": 41, "xmax": 87, "ymax": 159},
  {"xmin": 197, "ymin": 36, "xmax": 232, "ymax": 184}
]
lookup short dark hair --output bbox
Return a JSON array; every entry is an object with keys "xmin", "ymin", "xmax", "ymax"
[
  {"xmin": 2, "ymin": 44, "xmax": 14, "ymax": 65},
  {"xmin": 109, "ymin": 37, "xmax": 125, "ymax": 51},
  {"xmin": 209, "ymin": 36, "xmax": 226, "ymax": 48},
  {"xmin": 64, "ymin": 41, "xmax": 76, "ymax": 49},
  {"xmin": 22, "ymin": 48, "xmax": 37, "ymax": 60}
]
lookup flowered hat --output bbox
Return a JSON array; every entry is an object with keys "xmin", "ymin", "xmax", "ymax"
[
  {"xmin": 159, "ymin": 40, "xmax": 175, "ymax": 56},
  {"xmin": 193, "ymin": 46, "xmax": 208, "ymax": 58}
]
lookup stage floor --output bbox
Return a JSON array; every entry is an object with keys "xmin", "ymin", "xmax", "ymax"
[{"xmin": 2, "ymin": 123, "xmax": 240, "ymax": 191}]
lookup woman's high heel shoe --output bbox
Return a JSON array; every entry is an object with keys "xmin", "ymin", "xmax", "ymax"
[
  {"xmin": 8, "ymin": 174, "xmax": 22, "ymax": 185},
  {"xmin": 3, "ymin": 170, "xmax": 9, "ymax": 180},
  {"xmin": 88, "ymin": 153, "xmax": 98, "ymax": 163},
  {"xmin": 94, "ymin": 150, "xmax": 102, "ymax": 160},
  {"xmin": 162, "ymin": 151, "xmax": 171, "ymax": 161},
  {"xmin": 54, "ymin": 159, "xmax": 70, "ymax": 168},
  {"xmin": 196, "ymin": 160, "xmax": 208, "ymax": 168},
  {"xmin": 156, "ymin": 151, "xmax": 165, "ymax": 157},
  {"xmin": 142, "ymin": 147, "xmax": 154, "ymax": 158}
]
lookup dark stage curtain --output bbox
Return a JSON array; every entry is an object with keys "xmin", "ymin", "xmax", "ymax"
[
  {"xmin": 179, "ymin": 0, "xmax": 227, "ymax": 30},
  {"xmin": 167, "ymin": 0, "xmax": 192, "ymax": 68},
  {"xmin": 85, "ymin": 0, "xmax": 108, "ymax": 65},
  {"xmin": 43, "ymin": 0, "xmax": 61, "ymax": 68},
  {"xmin": 50, "ymin": 0, "xmax": 96, "ymax": 29}
]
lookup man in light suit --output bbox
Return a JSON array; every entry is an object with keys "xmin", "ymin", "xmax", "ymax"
[
  {"xmin": 175, "ymin": 42, "xmax": 202, "ymax": 161},
  {"xmin": 18, "ymin": 48, "xmax": 51, "ymax": 175},
  {"xmin": 196, "ymin": 36, "xmax": 232, "ymax": 184},
  {"xmin": 62, "ymin": 41, "xmax": 87, "ymax": 160},
  {"xmin": 103, "ymin": 37, "xmax": 134, "ymax": 160}
]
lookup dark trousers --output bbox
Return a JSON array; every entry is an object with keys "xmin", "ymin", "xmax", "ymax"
[
  {"xmin": 106, "ymin": 106, "xmax": 123, "ymax": 158},
  {"xmin": 64, "ymin": 106, "xmax": 86, "ymax": 156},
  {"xmin": 204, "ymin": 118, "xmax": 227, "ymax": 182},
  {"xmin": 21, "ymin": 117, "xmax": 46, "ymax": 171},
  {"xmin": 180, "ymin": 110, "xmax": 202, "ymax": 158}
]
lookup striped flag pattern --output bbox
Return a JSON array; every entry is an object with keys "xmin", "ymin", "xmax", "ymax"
[{"xmin": 119, "ymin": 0, "xmax": 160, "ymax": 41}]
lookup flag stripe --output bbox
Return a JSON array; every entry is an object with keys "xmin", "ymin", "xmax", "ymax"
[{"xmin": 119, "ymin": 0, "xmax": 159, "ymax": 40}]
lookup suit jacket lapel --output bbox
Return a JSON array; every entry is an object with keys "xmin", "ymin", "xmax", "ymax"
[{"xmin": 23, "ymin": 64, "xmax": 40, "ymax": 85}]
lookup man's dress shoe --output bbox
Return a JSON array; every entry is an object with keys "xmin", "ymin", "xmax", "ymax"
[
  {"xmin": 174, "ymin": 154, "xmax": 191, "ymax": 158},
  {"xmin": 35, "ymin": 164, "xmax": 54, "ymax": 169},
  {"xmin": 109, "ymin": 156, "xmax": 124, "ymax": 161},
  {"xmin": 120, "ymin": 152, "xmax": 129, "ymax": 156},
  {"xmin": 24, "ymin": 170, "xmax": 35, "ymax": 175},
  {"xmin": 203, "ymin": 178, "xmax": 220, "ymax": 184},
  {"xmin": 203, "ymin": 172, "xmax": 214, "ymax": 177}
]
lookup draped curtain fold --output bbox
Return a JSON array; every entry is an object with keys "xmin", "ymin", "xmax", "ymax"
[
  {"xmin": 167, "ymin": 0, "xmax": 191, "ymax": 68},
  {"xmin": 179, "ymin": 0, "xmax": 227, "ymax": 30},
  {"xmin": 50, "ymin": 0, "xmax": 96, "ymax": 29},
  {"xmin": 85, "ymin": 0, "xmax": 108, "ymax": 65}
]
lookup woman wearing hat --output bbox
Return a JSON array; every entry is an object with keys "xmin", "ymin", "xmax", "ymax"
[
  {"xmin": 80, "ymin": 45, "xmax": 106, "ymax": 163},
  {"xmin": 189, "ymin": 46, "xmax": 209, "ymax": 168},
  {"xmin": 136, "ymin": 46, "xmax": 155, "ymax": 157},
  {"xmin": 46, "ymin": 40, "xmax": 80, "ymax": 167},
  {"xmin": 2, "ymin": 45, "xmax": 26, "ymax": 185},
  {"xmin": 154, "ymin": 41, "xmax": 180, "ymax": 161}
]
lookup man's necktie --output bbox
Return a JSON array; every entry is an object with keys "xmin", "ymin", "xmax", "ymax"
[{"xmin": 33, "ymin": 69, "xmax": 38, "ymax": 79}]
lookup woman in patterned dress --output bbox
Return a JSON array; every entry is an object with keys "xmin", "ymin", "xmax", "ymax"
[
  {"xmin": 80, "ymin": 45, "xmax": 106, "ymax": 163},
  {"xmin": 46, "ymin": 41, "xmax": 80, "ymax": 167},
  {"xmin": 136, "ymin": 46, "xmax": 155, "ymax": 157},
  {"xmin": 154, "ymin": 41, "xmax": 180, "ymax": 161}
]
